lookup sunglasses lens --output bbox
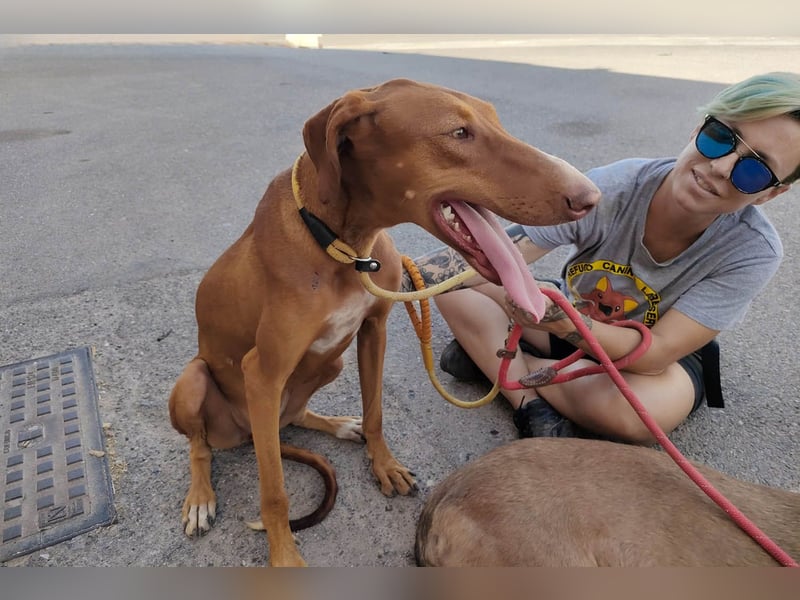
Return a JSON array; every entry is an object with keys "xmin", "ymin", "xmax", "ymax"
[
  {"xmin": 696, "ymin": 119, "xmax": 736, "ymax": 159},
  {"xmin": 731, "ymin": 157, "xmax": 774, "ymax": 194}
]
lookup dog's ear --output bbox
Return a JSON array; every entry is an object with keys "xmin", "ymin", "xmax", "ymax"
[{"xmin": 302, "ymin": 91, "xmax": 374, "ymax": 205}]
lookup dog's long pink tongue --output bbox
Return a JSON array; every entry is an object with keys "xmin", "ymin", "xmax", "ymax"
[{"xmin": 450, "ymin": 202, "xmax": 546, "ymax": 322}]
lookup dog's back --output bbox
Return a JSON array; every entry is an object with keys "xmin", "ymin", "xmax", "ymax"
[{"xmin": 415, "ymin": 438, "xmax": 799, "ymax": 566}]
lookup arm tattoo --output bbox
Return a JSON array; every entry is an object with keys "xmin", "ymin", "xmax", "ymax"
[
  {"xmin": 400, "ymin": 247, "xmax": 470, "ymax": 292},
  {"xmin": 562, "ymin": 313, "xmax": 593, "ymax": 346},
  {"xmin": 541, "ymin": 302, "xmax": 569, "ymax": 322}
]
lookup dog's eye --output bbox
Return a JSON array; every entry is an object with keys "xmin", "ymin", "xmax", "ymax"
[{"xmin": 451, "ymin": 127, "xmax": 472, "ymax": 140}]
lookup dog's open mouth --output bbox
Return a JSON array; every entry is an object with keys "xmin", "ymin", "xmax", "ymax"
[{"xmin": 434, "ymin": 199, "xmax": 546, "ymax": 322}]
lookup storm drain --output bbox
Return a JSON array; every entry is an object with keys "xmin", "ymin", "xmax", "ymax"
[{"xmin": 0, "ymin": 346, "xmax": 115, "ymax": 562}]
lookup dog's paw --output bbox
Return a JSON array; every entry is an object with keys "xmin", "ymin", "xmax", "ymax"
[
  {"xmin": 294, "ymin": 411, "xmax": 364, "ymax": 442},
  {"xmin": 332, "ymin": 416, "xmax": 363, "ymax": 442},
  {"xmin": 182, "ymin": 500, "xmax": 216, "ymax": 537},
  {"xmin": 245, "ymin": 518, "xmax": 265, "ymax": 531},
  {"xmin": 374, "ymin": 460, "xmax": 418, "ymax": 497}
]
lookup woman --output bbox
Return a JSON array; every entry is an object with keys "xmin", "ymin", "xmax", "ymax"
[{"xmin": 413, "ymin": 72, "xmax": 800, "ymax": 443}]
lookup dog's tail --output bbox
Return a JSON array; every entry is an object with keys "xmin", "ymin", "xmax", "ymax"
[{"xmin": 280, "ymin": 443, "xmax": 338, "ymax": 531}]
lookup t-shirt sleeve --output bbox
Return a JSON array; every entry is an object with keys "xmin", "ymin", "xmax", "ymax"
[
  {"xmin": 672, "ymin": 237, "xmax": 782, "ymax": 331},
  {"xmin": 522, "ymin": 158, "xmax": 653, "ymax": 250},
  {"xmin": 523, "ymin": 164, "xmax": 611, "ymax": 249},
  {"xmin": 523, "ymin": 214, "xmax": 590, "ymax": 249}
]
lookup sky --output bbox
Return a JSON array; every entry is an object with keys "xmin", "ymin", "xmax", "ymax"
[{"xmin": 2, "ymin": 1, "xmax": 798, "ymax": 35}]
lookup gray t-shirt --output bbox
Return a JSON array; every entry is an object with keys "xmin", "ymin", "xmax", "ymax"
[{"xmin": 523, "ymin": 157, "xmax": 783, "ymax": 331}]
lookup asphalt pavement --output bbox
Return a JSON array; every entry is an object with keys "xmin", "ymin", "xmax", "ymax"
[{"xmin": 1, "ymin": 36, "xmax": 798, "ymax": 567}]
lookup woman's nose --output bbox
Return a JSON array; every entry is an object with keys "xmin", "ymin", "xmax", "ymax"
[{"xmin": 709, "ymin": 152, "xmax": 739, "ymax": 180}]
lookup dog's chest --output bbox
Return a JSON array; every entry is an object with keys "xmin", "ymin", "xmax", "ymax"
[{"xmin": 308, "ymin": 292, "xmax": 378, "ymax": 354}]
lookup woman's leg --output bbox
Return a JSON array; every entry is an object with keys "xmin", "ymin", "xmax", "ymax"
[
  {"xmin": 434, "ymin": 284, "xmax": 549, "ymax": 410},
  {"xmin": 533, "ymin": 360, "xmax": 696, "ymax": 444},
  {"xmin": 435, "ymin": 285, "xmax": 696, "ymax": 444}
]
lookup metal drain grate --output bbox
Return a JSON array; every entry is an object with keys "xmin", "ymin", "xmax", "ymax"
[{"xmin": 0, "ymin": 347, "xmax": 115, "ymax": 562}]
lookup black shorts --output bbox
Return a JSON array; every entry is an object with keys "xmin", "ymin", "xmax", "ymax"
[{"xmin": 544, "ymin": 335, "xmax": 723, "ymax": 413}]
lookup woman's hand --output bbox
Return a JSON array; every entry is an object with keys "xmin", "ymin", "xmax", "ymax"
[{"xmin": 504, "ymin": 281, "xmax": 589, "ymax": 341}]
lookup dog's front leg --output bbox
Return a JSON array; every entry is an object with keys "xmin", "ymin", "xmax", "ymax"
[
  {"xmin": 357, "ymin": 316, "xmax": 417, "ymax": 496},
  {"xmin": 241, "ymin": 347, "xmax": 306, "ymax": 567}
]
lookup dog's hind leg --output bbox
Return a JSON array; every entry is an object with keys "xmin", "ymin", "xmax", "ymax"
[
  {"xmin": 289, "ymin": 356, "xmax": 364, "ymax": 442},
  {"xmin": 169, "ymin": 357, "xmax": 248, "ymax": 536},
  {"xmin": 294, "ymin": 410, "xmax": 363, "ymax": 441}
]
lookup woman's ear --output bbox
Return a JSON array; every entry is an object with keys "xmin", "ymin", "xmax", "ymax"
[
  {"xmin": 688, "ymin": 123, "xmax": 702, "ymax": 143},
  {"xmin": 752, "ymin": 182, "xmax": 792, "ymax": 206}
]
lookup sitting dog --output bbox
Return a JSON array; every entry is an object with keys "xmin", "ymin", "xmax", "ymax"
[
  {"xmin": 168, "ymin": 78, "xmax": 600, "ymax": 566},
  {"xmin": 415, "ymin": 437, "xmax": 799, "ymax": 566}
]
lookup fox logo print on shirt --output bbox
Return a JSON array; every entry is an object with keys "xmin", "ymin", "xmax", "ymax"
[{"xmin": 578, "ymin": 276, "xmax": 638, "ymax": 323}]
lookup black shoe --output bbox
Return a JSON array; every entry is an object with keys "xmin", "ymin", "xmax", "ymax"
[
  {"xmin": 440, "ymin": 338, "xmax": 544, "ymax": 383},
  {"xmin": 439, "ymin": 339, "xmax": 488, "ymax": 383},
  {"xmin": 512, "ymin": 397, "xmax": 592, "ymax": 439},
  {"xmin": 517, "ymin": 339, "xmax": 543, "ymax": 358}
]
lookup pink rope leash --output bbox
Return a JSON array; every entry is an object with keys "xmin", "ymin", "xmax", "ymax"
[
  {"xmin": 500, "ymin": 318, "xmax": 652, "ymax": 389},
  {"xmin": 497, "ymin": 287, "xmax": 798, "ymax": 568}
]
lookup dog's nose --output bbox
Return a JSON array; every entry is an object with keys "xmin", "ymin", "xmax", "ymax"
[{"xmin": 566, "ymin": 182, "xmax": 601, "ymax": 214}]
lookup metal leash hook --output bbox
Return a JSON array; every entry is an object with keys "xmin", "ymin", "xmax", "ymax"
[{"xmin": 354, "ymin": 257, "xmax": 381, "ymax": 272}]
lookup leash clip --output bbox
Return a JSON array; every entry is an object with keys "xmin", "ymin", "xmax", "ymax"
[
  {"xmin": 354, "ymin": 257, "xmax": 381, "ymax": 272},
  {"xmin": 518, "ymin": 366, "xmax": 557, "ymax": 387}
]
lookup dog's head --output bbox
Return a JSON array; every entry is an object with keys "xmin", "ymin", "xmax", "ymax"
[
  {"xmin": 302, "ymin": 79, "xmax": 601, "ymax": 318},
  {"xmin": 303, "ymin": 78, "xmax": 598, "ymax": 215}
]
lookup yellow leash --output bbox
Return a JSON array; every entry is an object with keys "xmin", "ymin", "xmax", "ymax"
[
  {"xmin": 292, "ymin": 153, "xmax": 498, "ymax": 408},
  {"xmin": 358, "ymin": 267, "xmax": 478, "ymax": 302},
  {"xmin": 401, "ymin": 256, "xmax": 502, "ymax": 408}
]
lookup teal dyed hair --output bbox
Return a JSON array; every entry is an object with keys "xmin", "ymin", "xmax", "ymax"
[{"xmin": 699, "ymin": 72, "xmax": 800, "ymax": 183}]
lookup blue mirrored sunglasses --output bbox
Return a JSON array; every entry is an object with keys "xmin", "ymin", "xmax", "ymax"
[{"xmin": 695, "ymin": 115, "xmax": 783, "ymax": 194}]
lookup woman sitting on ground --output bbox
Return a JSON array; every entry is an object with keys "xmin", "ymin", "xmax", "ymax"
[{"xmin": 404, "ymin": 72, "xmax": 800, "ymax": 443}]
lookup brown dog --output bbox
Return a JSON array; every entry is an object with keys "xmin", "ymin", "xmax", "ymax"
[
  {"xmin": 168, "ymin": 78, "xmax": 600, "ymax": 566},
  {"xmin": 415, "ymin": 437, "xmax": 799, "ymax": 566}
]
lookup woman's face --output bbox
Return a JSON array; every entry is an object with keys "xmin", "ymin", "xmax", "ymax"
[{"xmin": 671, "ymin": 113, "xmax": 800, "ymax": 215}]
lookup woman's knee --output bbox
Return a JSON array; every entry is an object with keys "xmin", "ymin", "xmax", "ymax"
[
  {"xmin": 435, "ymin": 285, "xmax": 504, "ymax": 326},
  {"xmin": 567, "ymin": 397, "xmax": 654, "ymax": 443},
  {"xmin": 554, "ymin": 380, "xmax": 690, "ymax": 444},
  {"xmin": 603, "ymin": 391, "xmax": 692, "ymax": 444},
  {"xmin": 606, "ymin": 412, "xmax": 661, "ymax": 445}
]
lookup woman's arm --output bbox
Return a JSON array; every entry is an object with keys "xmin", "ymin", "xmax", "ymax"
[{"xmin": 509, "ymin": 292, "xmax": 719, "ymax": 374}]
